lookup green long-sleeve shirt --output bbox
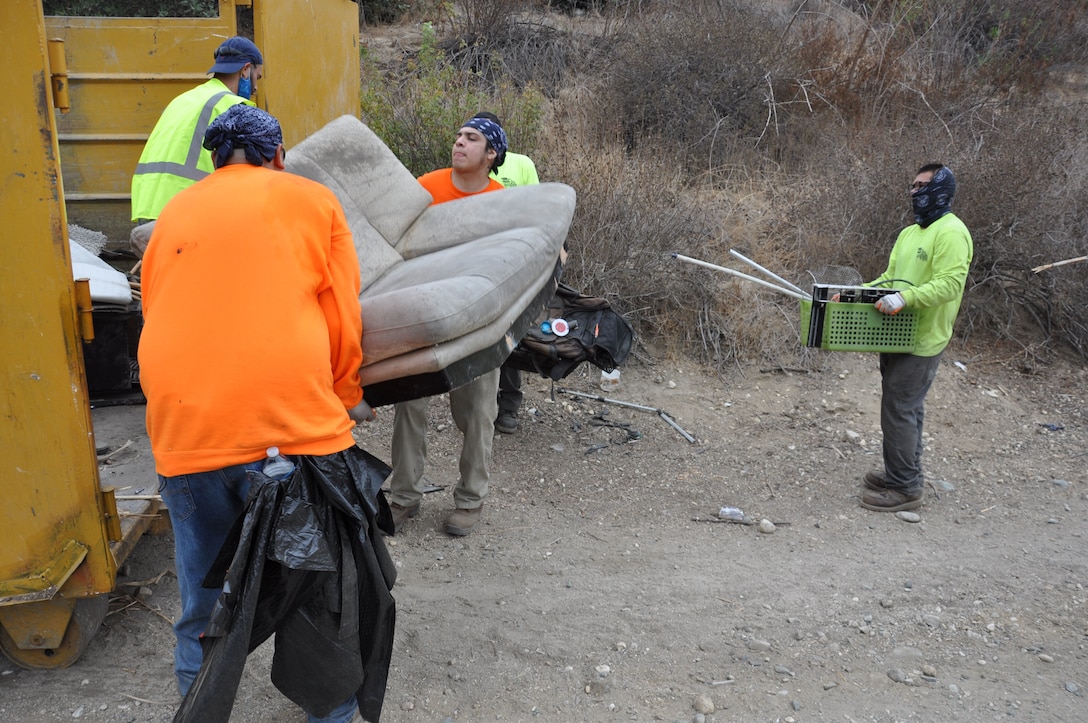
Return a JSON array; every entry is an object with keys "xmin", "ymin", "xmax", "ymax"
[{"xmin": 868, "ymin": 213, "xmax": 973, "ymax": 357}]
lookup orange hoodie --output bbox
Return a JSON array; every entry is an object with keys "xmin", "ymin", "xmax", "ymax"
[
  {"xmin": 417, "ymin": 168, "xmax": 503, "ymax": 205},
  {"xmin": 139, "ymin": 163, "xmax": 363, "ymax": 476}
]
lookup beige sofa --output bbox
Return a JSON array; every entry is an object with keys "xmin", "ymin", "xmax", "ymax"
[{"xmin": 286, "ymin": 115, "xmax": 575, "ymax": 407}]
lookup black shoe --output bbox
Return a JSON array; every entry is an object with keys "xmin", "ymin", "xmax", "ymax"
[
  {"xmin": 859, "ymin": 487, "xmax": 923, "ymax": 512},
  {"xmin": 495, "ymin": 412, "xmax": 517, "ymax": 434}
]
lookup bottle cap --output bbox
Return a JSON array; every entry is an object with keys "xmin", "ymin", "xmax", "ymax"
[{"xmin": 267, "ymin": 446, "xmax": 279, "ymax": 458}]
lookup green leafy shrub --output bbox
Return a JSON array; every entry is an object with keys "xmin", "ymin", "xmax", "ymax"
[
  {"xmin": 360, "ymin": 22, "xmax": 544, "ymax": 176},
  {"xmin": 358, "ymin": 0, "xmax": 411, "ymax": 25},
  {"xmin": 359, "ymin": 0, "xmax": 452, "ymax": 26}
]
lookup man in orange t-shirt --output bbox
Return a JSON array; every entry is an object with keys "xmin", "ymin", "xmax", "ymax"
[
  {"xmin": 386, "ymin": 116, "xmax": 507, "ymax": 537},
  {"xmin": 138, "ymin": 105, "xmax": 372, "ymax": 722}
]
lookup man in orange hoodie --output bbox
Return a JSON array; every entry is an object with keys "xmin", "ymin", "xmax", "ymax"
[
  {"xmin": 138, "ymin": 104, "xmax": 372, "ymax": 723},
  {"xmin": 386, "ymin": 116, "xmax": 507, "ymax": 537}
]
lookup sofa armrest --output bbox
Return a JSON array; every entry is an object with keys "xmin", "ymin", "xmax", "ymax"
[{"xmin": 395, "ymin": 183, "xmax": 576, "ymax": 259}]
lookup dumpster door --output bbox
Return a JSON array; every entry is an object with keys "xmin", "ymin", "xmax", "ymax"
[
  {"xmin": 46, "ymin": 0, "xmax": 240, "ymax": 240},
  {"xmin": 0, "ymin": 0, "xmax": 118, "ymax": 668},
  {"xmin": 255, "ymin": 0, "xmax": 361, "ymax": 148}
]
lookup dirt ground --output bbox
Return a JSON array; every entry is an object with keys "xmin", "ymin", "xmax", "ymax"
[{"xmin": 1, "ymin": 340, "xmax": 1085, "ymax": 722}]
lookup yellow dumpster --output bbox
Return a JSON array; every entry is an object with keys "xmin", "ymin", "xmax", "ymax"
[{"xmin": 1, "ymin": 0, "xmax": 361, "ymax": 668}]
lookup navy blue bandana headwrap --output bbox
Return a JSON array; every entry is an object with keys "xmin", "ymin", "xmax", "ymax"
[
  {"xmin": 203, "ymin": 104, "xmax": 283, "ymax": 168},
  {"xmin": 462, "ymin": 116, "xmax": 508, "ymax": 168},
  {"xmin": 912, "ymin": 165, "xmax": 956, "ymax": 228}
]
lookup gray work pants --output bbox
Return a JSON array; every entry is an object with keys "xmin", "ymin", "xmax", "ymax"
[
  {"xmin": 388, "ymin": 368, "xmax": 499, "ymax": 510},
  {"xmin": 497, "ymin": 361, "xmax": 523, "ymax": 416},
  {"xmin": 879, "ymin": 352, "xmax": 941, "ymax": 493}
]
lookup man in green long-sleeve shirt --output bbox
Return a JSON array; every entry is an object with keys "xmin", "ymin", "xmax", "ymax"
[{"xmin": 860, "ymin": 163, "xmax": 973, "ymax": 512}]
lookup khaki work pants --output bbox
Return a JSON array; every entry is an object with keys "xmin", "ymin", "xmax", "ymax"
[{"xmin": 388, "ymin": 368, "xmax": 499, "ymax": 510}]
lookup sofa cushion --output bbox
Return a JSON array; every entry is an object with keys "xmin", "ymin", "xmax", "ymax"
[
  {"xmin": 359, "ymin": 226, "xmax": 553, "ymax": 365},
  {"xmin": 285, "ymin": 115, "xmax": 577, "ymax": 405},
  {"xmin": 358, "ymin": 262, "xmax": 560, "ymax": 407},
  {"xmin": 288, "ymin": 115, "xmax": 431, "ymax": 243},
  {"xmin": 285, "ymin": 153, "xmax": 405, "ymax": 291},
  {"xmin": 286, "ymin": 115, "xmax": 431, "ymax": 290},
  {"xmin": 396, "ymin": 183, "xmax": 577, "ymax": 260}
]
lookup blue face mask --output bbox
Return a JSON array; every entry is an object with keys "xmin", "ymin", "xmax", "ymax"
[{"xmin": 237, "ymin": 74, "xmax": 252, "ymax": 100}]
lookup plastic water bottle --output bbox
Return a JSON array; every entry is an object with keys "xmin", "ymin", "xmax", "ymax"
[
  {"xmin": 262, "ymin": 446, "xmax": 295, "ymax": 479},
  {"xmin": 600, "ymin": 368, "xmax": 621, "ymax": 391}
]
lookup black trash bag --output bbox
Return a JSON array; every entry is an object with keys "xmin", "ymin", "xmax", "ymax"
[
  {"xmin": 506, "ymin": 282, "xmax": 634, "ymax": 380},
  {"xmin": 174, "ymin": 446, "xmax": 396, "ymax": 723}
]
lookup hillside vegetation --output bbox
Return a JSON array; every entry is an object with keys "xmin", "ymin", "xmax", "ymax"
[
  {"xmin": 363, "ymin": 0, "xmax": 1088, "ymax": 371},
  {"xmin": 43, "ymin": 0, "xmax": 1088, "ymax": 370}
]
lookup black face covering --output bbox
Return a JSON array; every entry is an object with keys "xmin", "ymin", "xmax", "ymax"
[{"xmin": 911, "ymin": 166, "xmax": 956, "ymax": 228}]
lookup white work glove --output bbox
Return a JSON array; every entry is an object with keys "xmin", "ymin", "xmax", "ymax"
[
  {"xmin": 347, "ymin": 398, "xmax": 376, "ymax": 423},
  {"xmin": 874, "ymin": 292, "xmax": 905, "ymax": 315}
]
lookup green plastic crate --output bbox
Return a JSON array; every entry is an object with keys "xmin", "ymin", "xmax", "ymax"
[{"xmin": 800, "ymin": 298, "xmax": 917, "ymax": 353}]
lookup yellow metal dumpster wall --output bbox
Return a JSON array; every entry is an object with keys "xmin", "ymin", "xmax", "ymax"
[
  {"xmin": 46, "ymin": 0, "xmax": 361, "ymax": 242},
  {"xmin": 46, "ymin": 0, "xmax": 240, "ymax": 240},
  {"xmin": 254, "ymin": 0, "xmax": 361, "ymax": 148},
  {"xmin": 1, "ymin": 0, "xmax": 116, "ymax": 606}
]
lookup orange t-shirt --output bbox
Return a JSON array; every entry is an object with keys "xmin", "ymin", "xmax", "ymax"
[
  {"xmin": 138, "ymin": 163, "xmax": 363, "ymax": 476},
  {"xmin": 417, "ymin": 168, "xmax": 504, "ymax": 205}
]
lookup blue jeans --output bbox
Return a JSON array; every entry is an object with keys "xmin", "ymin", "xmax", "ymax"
[{"xmin": 159, "ymin": 463, "xmax": 359, "ymax": 723}]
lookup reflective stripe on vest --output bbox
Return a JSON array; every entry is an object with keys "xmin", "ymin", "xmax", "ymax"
[{"xmin": 133, "ymin": 91, "xmax": 231, "ymax": 182}]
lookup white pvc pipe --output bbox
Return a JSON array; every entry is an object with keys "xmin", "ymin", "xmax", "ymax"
[
  {"xmin": 672, "ymin": 253, "xmax": 809, "ymax": 301},
  {"xmin": 728, "ymin": 249, "xmax": 807, "ymax": 295}
]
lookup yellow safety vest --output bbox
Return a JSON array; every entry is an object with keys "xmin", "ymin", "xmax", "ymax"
[
  {"xmin": 130, "ymin": 78, "xmax": 253, "ymax": 221},
  {"xmin": 490, "ymin": 152, "xmax": 539, "ymax": 188}
]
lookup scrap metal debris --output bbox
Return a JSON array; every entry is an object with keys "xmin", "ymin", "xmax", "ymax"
[{"xmin": 557, "ymin": 387, "xmax": 697, "ymax": 443}]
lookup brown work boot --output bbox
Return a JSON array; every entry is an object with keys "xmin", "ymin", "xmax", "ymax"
[
  {"xmin": 444, "ymin": 505, "xmax": 483, "ymax": 537},
  {"xmin": 389, "ymin": 501, "xmax": 420, "ymax": 533},
  {"xmin": 860, "ymin": 487, "xmax": 923, "ymax": 512},
  {"xmin": 863, "ymin": 470, "xmax": 887, "ymax": 491}
]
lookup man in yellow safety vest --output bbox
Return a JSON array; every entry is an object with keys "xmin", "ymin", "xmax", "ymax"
[{"xmin": 129, "ymin": 36, "xmax": 264, "ymax": 253}]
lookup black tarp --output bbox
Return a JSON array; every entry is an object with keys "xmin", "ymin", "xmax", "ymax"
[{"xmin": 174, "ymin": 447, "xmax": 397, "ymax": 722}]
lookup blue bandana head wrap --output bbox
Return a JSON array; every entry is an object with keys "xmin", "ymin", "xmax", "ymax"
[
  {"xmin": 462, "ymin": 116, "xmax": 507, "ymax": 169},
  {"xmin": 912, "ymin": 165, "xmax": 956, "ymax": 228},
  {"xmin": 203, "ymin": 105, "xmax": 283, "ymax": 168}
]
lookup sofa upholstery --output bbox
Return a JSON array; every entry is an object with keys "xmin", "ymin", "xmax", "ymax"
[{"xmin": 287, "ymin": 115, "xmax": 575, "ymax": 407}]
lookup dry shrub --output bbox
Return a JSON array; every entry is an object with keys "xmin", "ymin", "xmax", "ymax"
[
  {"xmin": 862, "ymin": 0, "xmax": 1088, "ymax": 93},
  {"xmin": 368, "ymin": 0, "xmax": 1088, "ymax": 364},
  {"xmin": 536, "ymin": 114, "xmax": 716, "ymax": 361},
  {"xmin": 361, "ymin": 23, "xmax": 545, "ymax": 176},
  {"xmin": 955, "ymin": 101, "xmax": 1088, "ymax": 363},
  {"xmin": 441, "ymin": 23, "xmax": 580, "ymax": 97},
  {"xmin": 602, "ymin": 5, "xmax": 780, "ymax": 160},
  {"xmin": 538, "ymin": 82, "xmax": 810, "ymax": 370},
  {"xmin": 442, "ymin": 0, "xmax": 592, "ymax": 97},
  {"xmin": 745, "ymin": 0, "xmax": 1088, "ymax": 362}
]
